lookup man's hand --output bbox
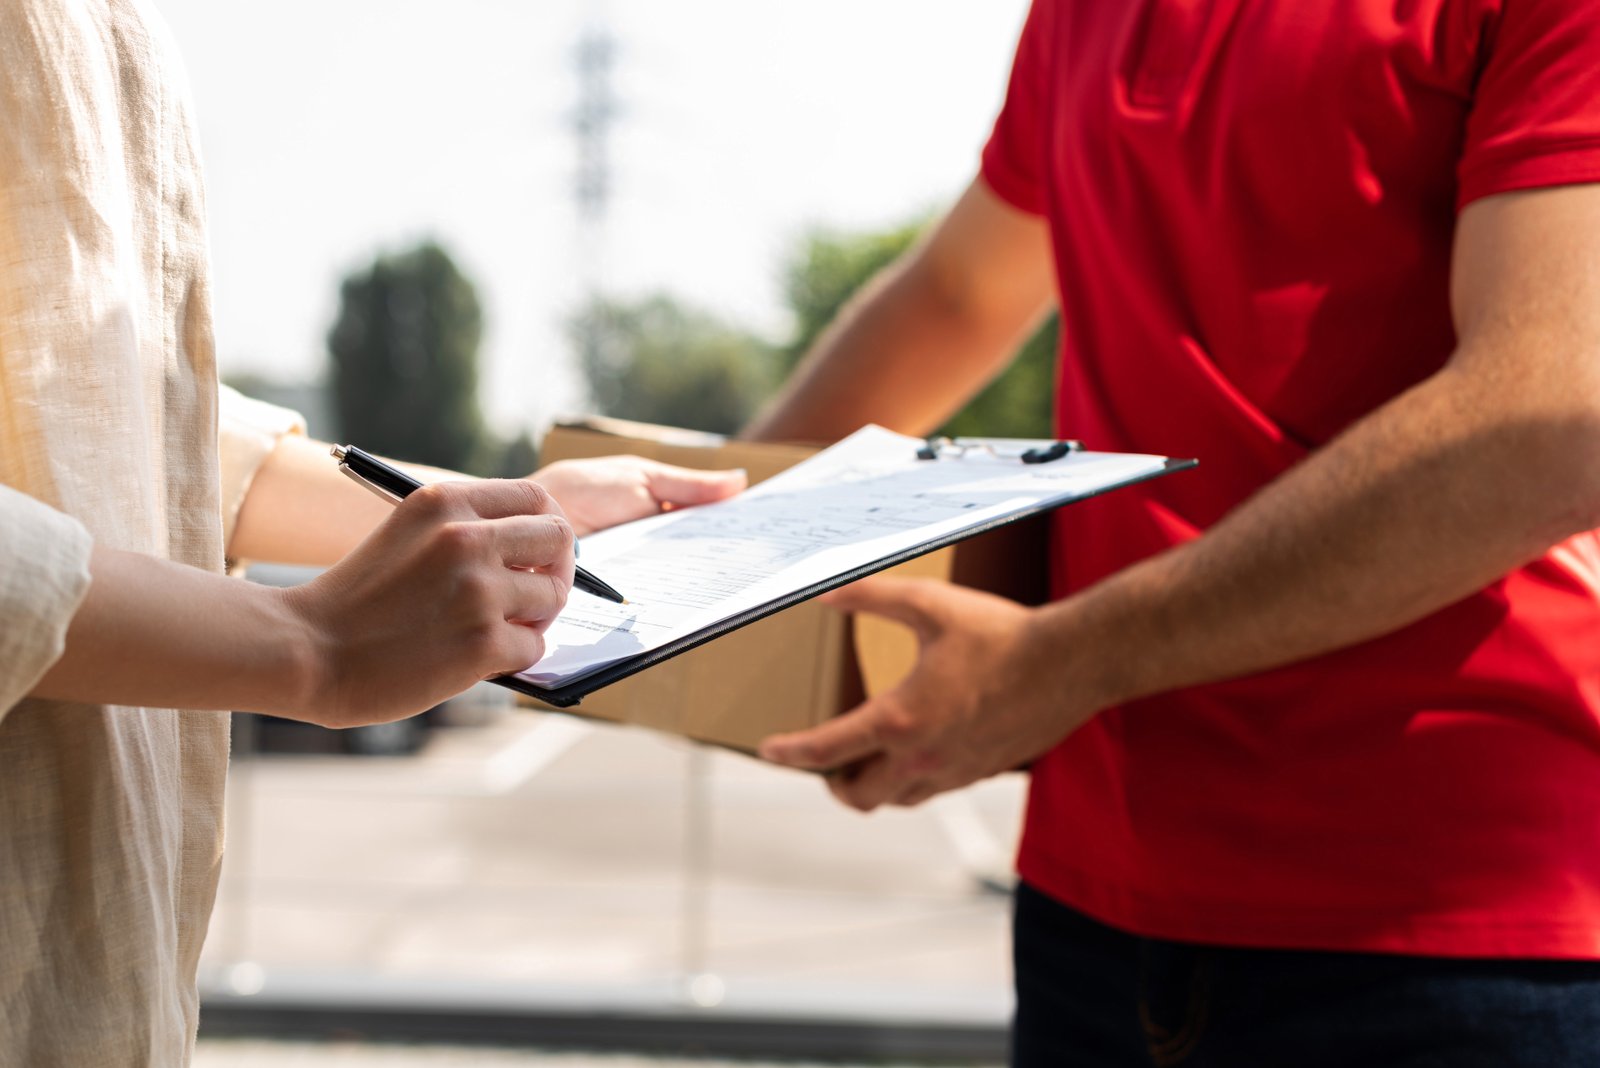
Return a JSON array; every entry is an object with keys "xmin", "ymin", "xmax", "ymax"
[
  {"xmin": 758, "ymin": 577, "xmax": 1091, "ymax": 812},
  {"xmin": 530, "ymin": 456, "xmax": 747, "ymax": 536}
]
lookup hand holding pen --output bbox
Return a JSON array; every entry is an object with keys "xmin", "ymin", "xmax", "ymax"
[
  {"xmin": 278, "ymin": 464, "xmax": 577, "ymax": 726},
  {"xmin": 332, "ymin": 444, "xmax": 628, "ymax": 604}
]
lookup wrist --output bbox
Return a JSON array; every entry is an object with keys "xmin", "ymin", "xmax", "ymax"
[
  {"xmin": 257, "ymin": 583, "xmax": 335, "ymax": 723},
  {"xmin": 1015, "ymin": 595, "xmax": 1129, "ymax": 724}
]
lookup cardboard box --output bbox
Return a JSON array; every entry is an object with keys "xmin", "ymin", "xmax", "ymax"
[{"xmin": 525, "ymin": 416, "xmax": 1048, "ymax": 754}]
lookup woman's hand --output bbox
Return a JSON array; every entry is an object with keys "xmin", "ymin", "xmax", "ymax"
[
  {"xmin": 282, "ymin": 479, "xmax": 574, "ymax": 727},
  {"xmin": 529, "ymin": 456, "xmax": 747, "ymax": 535},
  {"xmin": 31, "ymin": 479, "xmax": 576, "ymax": 729}
]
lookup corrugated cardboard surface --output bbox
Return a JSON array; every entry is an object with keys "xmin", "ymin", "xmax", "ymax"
[{"xmin": 527, "ymin": 417, "xmax": 1048, "ymax": 754}]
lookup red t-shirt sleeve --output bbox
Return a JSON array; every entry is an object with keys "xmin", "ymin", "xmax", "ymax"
[
  {"xmin": 981, "ymin": 1, "xmax": 1056, "ymax": 216},
  {"xmin": 1457, "ymin": 0, "xmax": 1600, "ymax": 209}
]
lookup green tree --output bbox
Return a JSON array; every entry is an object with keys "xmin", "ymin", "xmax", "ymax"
[
  {"xmin": 493, "ymin": 431, "xmax": 539, "ymax": 479},
  {"xmin": 571, "ymin": 294, "xmax": 776, "ymax": 435},
  {"xmin": 328, "ymin": 240, "xmax": 490, "ymax": 472},
  {"xmin": 779, "ymin": 221, "xmax": 1057, "ymax": 439},
  {"xmin": 781, "ymin": 220, "xmax": 927, "ymax": 377}
]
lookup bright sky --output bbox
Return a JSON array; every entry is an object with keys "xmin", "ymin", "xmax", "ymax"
[{"xmin": 158, "ymin": 1, "xmax": 1032, "ymax": 436}]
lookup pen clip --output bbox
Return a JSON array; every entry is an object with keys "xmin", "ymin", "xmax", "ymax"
[
  {"xmin": 915, "ymin": 437, "xmax": 1084, "ymax": 463},
  {"xmin": 337, "ymin": 460, "xmax": 405, "ymax": 504}
]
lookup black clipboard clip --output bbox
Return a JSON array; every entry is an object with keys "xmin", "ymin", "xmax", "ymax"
[{"xmin": 915, "ymin": 436, "xmax": 1084, "ymax": 464}]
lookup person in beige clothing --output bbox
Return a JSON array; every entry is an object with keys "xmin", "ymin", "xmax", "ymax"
[{"xmin": 0, "ymin": 2, "xmax": 743, "ymax": 1064}]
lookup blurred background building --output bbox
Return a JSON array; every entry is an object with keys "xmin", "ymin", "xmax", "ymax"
[{"xmin": 157, "ymin": 1, "xmax": 1045, "ymax": 1063}]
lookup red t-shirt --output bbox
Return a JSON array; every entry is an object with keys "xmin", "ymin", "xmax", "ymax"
[{"xmin": 983, "ymin": 0, "xmax": 1600, "ymax": 957}]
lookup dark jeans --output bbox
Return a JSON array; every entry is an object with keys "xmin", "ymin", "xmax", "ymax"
[{"xmin": 1012, "ymin": 881, "xmax": 1600, "ymax": 1067}]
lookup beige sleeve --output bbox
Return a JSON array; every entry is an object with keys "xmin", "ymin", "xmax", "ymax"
[
  {"xmin": 217, "ymin": 384, "xmax": 307, "ymax": 551},
  {"xmin": 0, "ymin": 484, "xmax": 93, "ymax": 718}
]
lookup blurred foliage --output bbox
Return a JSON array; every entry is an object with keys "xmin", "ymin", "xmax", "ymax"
[
  {"xmin": 780, "ymin": 219, "xmax": 929, "ymax": 377},
  {"xmin": 494, "ymin": 431, "xmax": 540, "ymax": 478},
  {"xmin": 780, "ymin": 220, "xmax": 1057, "ymax": 439},
  {"xmin": 328, "ymin": 240, "xmax": 492, "ymax": 472},
  {"xmin": 571, "ymin": 211, "xmax": 1059, "ymax": 441},
  {"xmin": 570, "ymin": 294, "xmax": 777, "ymax": 435}
]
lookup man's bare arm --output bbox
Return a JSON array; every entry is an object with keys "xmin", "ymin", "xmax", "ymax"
[
  {"xmin": 762, "ymin": 182, "xmax": 1600, "ymax": 808},
  {"xmin": 1070, "ymin": 182, "xmax": 1600, "ymax": 709},
  {"xmin": 745, "ymin": 176, "xmax": 1056, "ymax": 442}
]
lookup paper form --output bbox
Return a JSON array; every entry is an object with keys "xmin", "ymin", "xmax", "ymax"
[{"xmin": 514, "ymin": 425, "xmax": 1170, "ymax": 690}]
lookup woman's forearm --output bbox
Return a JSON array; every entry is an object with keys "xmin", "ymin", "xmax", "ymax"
[{"xmin": 228, "ymin": 434, "xmax": 461, "ymax": 566}]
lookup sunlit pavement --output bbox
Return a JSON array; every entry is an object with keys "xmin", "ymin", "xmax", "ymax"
[{"xmin": 200, "ymin": 706, "xmax": 1023, "ymax": 1057}]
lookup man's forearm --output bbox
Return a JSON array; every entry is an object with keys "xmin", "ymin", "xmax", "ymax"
[
  {"xmin": 1036, "ymin": 185, "xmax": 1600, "ymax": 713},
  {"xmin": 746, "ymin": 177, "xmax": 1056, "ymax": 443},
  {"xmin": 1034, "ymin": 357, "xmax": 1600, "ymax": 716},
  {"xmin": 746, "ymin": 258, "xmax": 1047, "ymax": 442}
]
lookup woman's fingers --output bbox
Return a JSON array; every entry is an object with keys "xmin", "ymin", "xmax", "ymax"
[
  {"xmin": 641, "ymin": 462, "xmax": 748, "ymax": 507},
  {"xmin": 490, "ymin": 514, "xmax": 576, "ymax": 577},
  {"xmin": 502, "ymin": 567, "xmax": 572, "ymax": 632}
]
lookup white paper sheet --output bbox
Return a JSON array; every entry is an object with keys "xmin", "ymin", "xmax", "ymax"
[{"xmin": 515, "ymin": 425, "xmax": 1170, "ymax": 690}]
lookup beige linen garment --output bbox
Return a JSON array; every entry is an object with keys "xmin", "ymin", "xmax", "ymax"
[{"xmin": 1, "ymin": 1, "xmax": 301, "ymax": 1064}]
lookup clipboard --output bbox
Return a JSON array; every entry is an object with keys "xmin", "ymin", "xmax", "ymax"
[{"xmin": 496, "ymin": 427, "xmax": 1196, "ymax": 708}]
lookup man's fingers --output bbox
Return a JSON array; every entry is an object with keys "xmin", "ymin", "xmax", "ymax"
[
  {"xmin": 828, "ymin": 756, "xmax": 916, "ymax": 812},
  {"xmin": 759, "ymin": 702, "xmax": 890, "ymax": 771},
  {"xmin": 819, "ymin": 576, "xmax": 943, "ymax": 638},
  {"xmin": 644, "ymin": 463, "xmax": 748, "ymax": 507},
  {"xmin": 891, "ymin": 780, "xmax": 942, "ymax": 808}
]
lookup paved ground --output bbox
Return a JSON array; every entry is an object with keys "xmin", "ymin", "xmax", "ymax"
[
  {"xmin": 200, "ymin": 701, "xmax": 1024, "ymax": 1056},
  {"xmin": 194, "ymin": 1040, "xmax": 998, "ymax": 1068}
]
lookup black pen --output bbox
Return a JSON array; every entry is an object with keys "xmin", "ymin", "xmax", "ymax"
[{"xmin": 331, "ymin": 444, "xmax": 628, "ymax": 605}]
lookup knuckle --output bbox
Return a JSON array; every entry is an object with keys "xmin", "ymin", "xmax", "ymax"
[
  {"xmin": 518, "ymin": 479, "xmax": 555, "ymax": 514},
  {"xmin": 438, "ymin": 518, "xmax": 492, "ymax": 565},
  {"xmin": 546, "ymin": 514, "xmax": 575, "ymax": 552},
  {"xmin": 453, "ymin": 572, "xmax": 498, "ymax": 616},
  {"xmin": 496, "ymin": 627, "xmax": 544, "ymax": 672},
  {"xmin": 874, "ymin": 704, "xmax": 920, "ymax": 742},
  {"xmin": 406, "ymin": 480, "xmax": 454, "ymax": 516},
  {"xmin": 892, "ymin": 784, "xmax": 934, "ymax": 809},
  {"xmin": 435, "ymin": 520, "xmax": 487, "ymax": 560},
  {"xmin": 845, "ymin": 790, "xmax": 878, "ymax": 813},
  {"xmin": 471, "ymin": 626, "xmax": 513, "ymax": 672},
  {"xmin": 522, "ymin": 633, "xmax": 546, "ymax": 669}
]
